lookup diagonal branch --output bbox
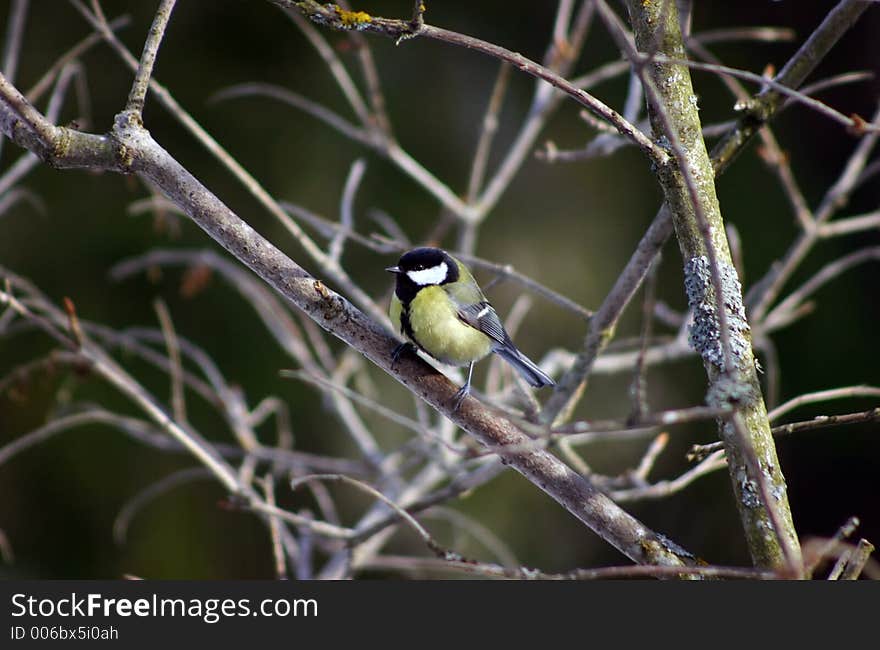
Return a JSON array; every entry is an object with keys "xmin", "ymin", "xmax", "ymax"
[{"xmin": 0, "ymin": 74, "xmax": 696, "ymax": 570}]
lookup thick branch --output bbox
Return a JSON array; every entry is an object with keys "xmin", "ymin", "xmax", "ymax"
[
  {"xmin": 0, "ymin": 76, "xmax": 694, "ymax": 570},
  {"xmin": 623, "ymin": 0, "xmax": 800, "ymax": 571}
]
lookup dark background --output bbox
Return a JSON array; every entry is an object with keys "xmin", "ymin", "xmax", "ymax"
[{"xmin": 0, "ymin": 1, "xmax": 878, "ymax": 578}]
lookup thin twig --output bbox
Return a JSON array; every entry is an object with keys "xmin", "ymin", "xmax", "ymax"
[
  {"xmin": 466, "ymin": 63, "xmax": 511, "ymax": 204},
  {"xmin": 152, "ymin": 298, "xmax": 188, "ymax": 427},
  {"xmin": 0, "ymin": 0, "xmax": 29, "ymax": 160},
  {"xmin": 347, "ymin": 459, "xmax": 505, "ymax": 544},
  {"xmin": 763, "ymin": 247, "xmax": 880, "ymax": 332},
  {"xmin": 278, "ymin": 0, "xmax": 668, "ymax": 167},
  {"xmin": 290, "ymin": 474, "xmax": 442, "ymax": 554},
  {"xmin": 771, "ymin": 408, "xmax": 880, "ymax": 437},
  {"xmin": 804, "ymin": 515, "xmax": 859, "ymax": 577},
  {"xmin": 125, "ymin": 0, "xmax": 177, "ymax": 116},
  {"xmin": 636, "ymin": 52, "xmax": 878, "ymax": 134},
  {"xmin": 839, "ymin": 539, "xmax": 875, "ymax": 580},
  {"xmin": 361, "ymin": 555, "xmax": 774, "ymax": 580},
  {"xmin": 329, "ymin": 158, "xmax": 366, "ymax": 264},
  {"xmin": 25, "ymin": 15, "xmax": 130, "ymax": 104},
  {"xmin": 611, "ymin": 450, "xmax": 726, "ymax": 503},
  {"xmin": 629, "ymin": 256, "xmax": 659, "ymax": 422},
  {"xmin": 281, "ymin": 4, "xmax": 371, "ymax": 128},
  {"xmin": 768, "ymin": 385, "xmax": 880, "ymax": 422},
  {"xmin": 424, "ymin": 507, "xmax": 519, "ymax": 568},
  {"xmin": 259, "ymin": 475, "xmax": 291, "ymax": 579},
  {"xmin": 688, "ymin": 27, "xmax": 795, "ymax": 46},
  {"xmin": 818, "ymin": 211, "xmax": 880, "ymax": 238},
  {"xmin": 113, "ymin": 467, "xmax": 211, "ymax": 544}
]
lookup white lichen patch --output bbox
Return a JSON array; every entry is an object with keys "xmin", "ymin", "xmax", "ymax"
[
  {"xmin": 684, "ymin": 256, "xmax": 751, "ymax": 373},
  {"xmin": 739, "ymin": 474, "xmax": 761, "ymax": 509}
]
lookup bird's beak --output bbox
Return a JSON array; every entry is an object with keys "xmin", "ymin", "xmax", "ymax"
[{"xmin": 385, "ymin": 266, "xmax": 401, "ymax": 274}]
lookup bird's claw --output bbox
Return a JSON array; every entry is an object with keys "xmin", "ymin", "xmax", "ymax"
[
  {"xmin": 391, "ymin": 341, "xmax": 416, "ymax": 370},
  {"xmin": 452, "ymin": 384, "xmax": 470, "ymax": 412}
]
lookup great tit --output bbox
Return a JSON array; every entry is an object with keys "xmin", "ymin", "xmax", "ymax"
[{"xmin": 387, "ymin": 247, "xmax": 555, "ymax": 408}]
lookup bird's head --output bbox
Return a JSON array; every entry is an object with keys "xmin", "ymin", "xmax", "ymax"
[{"xmin": 386, "ymin": 247, "xmax": 459, "ymax": 287}]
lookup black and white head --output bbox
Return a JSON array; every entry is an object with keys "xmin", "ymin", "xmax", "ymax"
[{"xmin": 387, "ymin": 247, "xmax": 460, "ymax": 301}]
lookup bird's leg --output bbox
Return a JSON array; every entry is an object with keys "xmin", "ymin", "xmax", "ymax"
[
  {"xmin": 452, "ymin": 361, "xmax": 475, "ymax": 411},
  {"xmin": 391, "ymin": 341, "xmax": 417, "ymax": 370}
]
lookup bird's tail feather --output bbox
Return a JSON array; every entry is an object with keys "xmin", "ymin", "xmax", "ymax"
[{"xmin": 494, "ymin": 346, "xmax": 555, "ymax": 388}]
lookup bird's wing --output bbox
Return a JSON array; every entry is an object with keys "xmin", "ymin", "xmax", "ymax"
[{"xmin": 456, "ymin": 300, "xmax": 511, "ymax": 348}]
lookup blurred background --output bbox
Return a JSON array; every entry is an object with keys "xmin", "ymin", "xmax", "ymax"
[{"xmin": 0, "ymin": 0, "xmax": 878, "ymax": 579}]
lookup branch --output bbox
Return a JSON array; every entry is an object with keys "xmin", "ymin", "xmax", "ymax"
[
  {"xmin": 276, "ymin": 0, "xmax": 669, "ymax": 167},
  {"xmin": 540, "ymin": 1, "xmax": 869, "ymax": 426},
  {"xmin": 621, "ymin": 0, "xmax": 800, "ymax": 571},
  {"xmin": 710, "ymin": 0, "xmax": 874, "ymax": 174},
  {"xmin": 125, "ymin": 0, "xmax": 177, "ymax": 116},
  {"xmin": 771, "ymin": 408, "xmax": 880, "ymax": 437},
  {"xmin": 0, "ymin": 74, "xmax": 696, "ymax": 570}
]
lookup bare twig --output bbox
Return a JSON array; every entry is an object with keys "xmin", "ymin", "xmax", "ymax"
[
  {"xmin": 329, "ymin": 158, "xmax": 366, "ymax": 264},
  {"xmin": 278, "ymin": 0, "xmax": 668, "ymax": 167},
  {"xmin": 804, "ymin": 515, "xmax": 859, "ymax": 577},
  {"xmin": 629, "ymin": 257, "xmax": 659, "ymax": 422},
  {"xmin": 113, "ymin": 467, "xmax": 211, "ymax": 544},
  {"xmin": 818, "ymin": 211, "xmax": 880, "ymax": 238},
  {"xmin": 281, "ymin": 4, "xmax": 372, "ymax": 128},
  {"xmin": 611, "ymin": 450, "xmax": 726, "ymax": 503},
  {"xmin": 125, "ymin": 0, "xmax": 177, "ymax": 116},
  {"xmin": 839, "ymin": 539, "xmax": 875, "ymax": 580},
  {"xmin": 768, "ymin": 385, "xmax": 880, "ymax": 422},
  {"xmin": 259, "ymin": 475, "xmax": 291, "ymax": 579},
  {"xmin": 0, "ymin": 0, "xmax": 29, "ymax": 160},
  {"xmin": 361, "ymin": 555, "xmax": 775, "ymax": 580},
  {"xmin": 763, "ymin": 247, "xmax": 880, "ymax": 332},
  {"xmin": 466, "ymin": 63, "xmax": 511, "ymax": 205},
  {"xmin": 290, "ymin": 474, "xmax": 441, "ymax": 553},
  {"xmin": 152, "ymin": 298, "xmax": 188, "ymax": 427},
  {"xmin": 771, "ymin": 408, "xmax": 880, "ymax": 437}
]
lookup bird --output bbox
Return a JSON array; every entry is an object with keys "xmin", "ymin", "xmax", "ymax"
[{"xmin": 386, "ymin": 247, "xmax": 554, "ymax": 409}]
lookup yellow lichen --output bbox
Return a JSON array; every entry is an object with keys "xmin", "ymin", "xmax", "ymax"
[{"xmin": 335, "ymin": 7, "xmax": 372, "ymax": 27}]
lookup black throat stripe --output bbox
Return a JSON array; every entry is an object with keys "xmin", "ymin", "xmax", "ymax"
[{"xmin": 399, "ymin": 304, "xmax": 416, "ymax": 343}]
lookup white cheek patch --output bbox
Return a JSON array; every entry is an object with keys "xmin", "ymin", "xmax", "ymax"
[{"xmin": 407, "ymin": 262, "xmax": 448, "ymax": 286}]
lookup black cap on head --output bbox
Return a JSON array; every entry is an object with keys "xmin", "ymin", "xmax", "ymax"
[
  {"xmin": 397, "ymin": 247, "xmax": 454, "ymax": 273},
  {"xmin": 389, "ymin": 247, "xmax": 459, "ymax": 302}
]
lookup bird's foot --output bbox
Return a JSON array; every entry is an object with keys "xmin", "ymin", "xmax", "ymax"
[
  {"xmin": 452, "ymin": 384, "xmax": 471, "ymax": 412},
  {"xmin": 391, "ymin": 341, "xmax": 417, "ymax": 370}
]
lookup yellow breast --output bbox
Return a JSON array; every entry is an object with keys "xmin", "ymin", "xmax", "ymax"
[{"xmin": 393, "ymin": 286, "xmax": 492, "ymax": 366}]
